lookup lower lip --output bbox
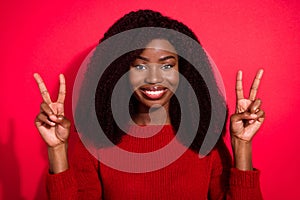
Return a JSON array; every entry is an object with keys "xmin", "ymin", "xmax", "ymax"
[{"xmin": 141, "ymin": 89, "xmax": 167, "ymax": 100}]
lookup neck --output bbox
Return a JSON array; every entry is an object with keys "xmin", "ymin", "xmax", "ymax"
[{"xmin": 132, "ymin": 104, "xmax": 171, "ymax": 126}]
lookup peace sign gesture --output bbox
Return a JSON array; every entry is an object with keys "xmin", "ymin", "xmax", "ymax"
[
  {"xmin": 230, "ymin": 69, "xmax": 265, "ymax": 142},
  {"xmin": 34, "ymin": 73, "xmax": 70, "ymax": 148}
]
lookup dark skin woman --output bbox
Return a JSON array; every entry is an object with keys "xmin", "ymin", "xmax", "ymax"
[{"xmin": 34, "ymin": 9, "xmax": 265, "ymax": 199}]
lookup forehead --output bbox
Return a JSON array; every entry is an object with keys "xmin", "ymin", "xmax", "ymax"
[{"xmin": 144, "ymin": 39, "xmax": 177, "ymax": 54}]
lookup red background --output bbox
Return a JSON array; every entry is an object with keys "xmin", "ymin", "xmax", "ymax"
[{"xmin": 1, "ymin": 0, "xmax": 299, "ymax": 199}]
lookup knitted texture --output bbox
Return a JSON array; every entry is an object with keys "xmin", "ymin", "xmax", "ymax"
[{"xmin": 47, "ymin": 125, "xmax": 262, "ymax": 199}]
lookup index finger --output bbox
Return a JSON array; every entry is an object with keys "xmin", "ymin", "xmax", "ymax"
[
  {"xmin": 33, "ymin": 73, "xmax": 52, "ymax": 104},
  {"xmin": 57, "ymin": 74, "xmax": 66, "ymax": 104},
  {"xmin": 249, "ymin": 69, "xmax": 264, "ymax": 101},
  {"xmin": 235, "ymin": 70, "xmax": 244, "ymax": 100}
]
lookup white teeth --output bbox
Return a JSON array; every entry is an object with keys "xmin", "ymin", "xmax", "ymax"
[{"xmin": 145, "ymin": 90, "xmax": 164, "ymax": 95}]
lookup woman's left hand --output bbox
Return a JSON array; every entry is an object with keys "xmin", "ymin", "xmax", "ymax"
[{"xmin": 230, "ymin": 69, "xmax": 265, "ymax": 142}]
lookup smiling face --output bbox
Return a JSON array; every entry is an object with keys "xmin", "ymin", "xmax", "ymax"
[{"xmin": 129, "ymin": 39, "xmax": 179, "ymax": 114}]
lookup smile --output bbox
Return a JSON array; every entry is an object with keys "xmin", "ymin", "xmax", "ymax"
[{"xmin": 140, "ymin": 86, "xmax": 168, "ymax": 100}]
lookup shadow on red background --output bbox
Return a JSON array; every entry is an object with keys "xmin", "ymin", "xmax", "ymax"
[{"xmin": 0, "ymin": 120, "xmax": 25, "ymax": 200}]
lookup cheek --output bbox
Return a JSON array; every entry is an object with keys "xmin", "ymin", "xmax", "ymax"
[
  {"xmin": 166, "ymin": 72, "xmax": 179, "ymax": 87},
  {"xmin": 129, "ymin": 71, "xmax": 143, "ymax": 90}
]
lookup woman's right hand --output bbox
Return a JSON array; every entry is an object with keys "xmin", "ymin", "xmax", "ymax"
[
  {"xmin": 34, "ymin": 73, "xmax": 70, "ymax": 173},
  {"xmin": 34, "ymin": 73, "xmax": 70, "ymax": 148}
]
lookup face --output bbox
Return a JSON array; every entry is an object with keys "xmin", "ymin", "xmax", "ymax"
[{"xmin": 129, "ymin": 39, "xmax": 179, "ymax": 113}]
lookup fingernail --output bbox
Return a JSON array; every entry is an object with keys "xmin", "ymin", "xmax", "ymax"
[
  {"xmin": 50, "ymin": 122, "xmax": 56, "ymax": 126},
  {"xmin": 250, "ymin": 114, "xmax": 257, "ymax": 118}
]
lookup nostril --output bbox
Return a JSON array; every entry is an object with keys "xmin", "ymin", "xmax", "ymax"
[{"xmin": 145, "ymin": 71, "xmax": 163, "ymax": 84}]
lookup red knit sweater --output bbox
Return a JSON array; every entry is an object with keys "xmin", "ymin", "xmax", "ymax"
[{"xmin": 46, "ymin": 125, "xmax": 263, "ymax": 199}]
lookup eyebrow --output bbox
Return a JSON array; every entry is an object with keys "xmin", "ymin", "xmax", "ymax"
[{"xmin": 137, "ymin": 55, "xmax": 177, "ymax": 62}]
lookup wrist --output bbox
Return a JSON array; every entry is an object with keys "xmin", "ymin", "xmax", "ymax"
[
  {"xmin": 48, "ymin": 143, "xmax": 69, "ymax": 174},
  {"xmin": 231, "ymin": 137, "xmax": 253, "ymax": 171}
]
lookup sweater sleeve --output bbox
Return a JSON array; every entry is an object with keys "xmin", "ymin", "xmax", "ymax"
[
  {"xmin": 208, "ymin": 140, "xmax": 263, "ymax": 200},
  {"xmin": 46, "ymin": 138, "xmax": 102, "ymax": 200}
]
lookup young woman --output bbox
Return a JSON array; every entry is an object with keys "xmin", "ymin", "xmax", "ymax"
[{"xmin": 34, "ymin": 10, "xmax": 265, "ymax": 199}]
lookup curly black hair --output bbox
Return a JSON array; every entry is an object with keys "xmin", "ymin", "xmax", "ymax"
[{"xmin": 75, "ymin": 9, "xmax": 227, "ymax": 154}]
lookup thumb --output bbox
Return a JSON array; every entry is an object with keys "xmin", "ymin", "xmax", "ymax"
[
  {"xmin": 55, "ymin": 115, "xmax": 70, "ymax": 142},
  {"xmin": 56, "ymin": 115, "xmax": 71, "ymax": 129}
]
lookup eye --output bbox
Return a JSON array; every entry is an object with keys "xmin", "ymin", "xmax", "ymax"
[
  {"xmin": 134, "ymin": 64, "xmax": 147, "ymax": 70},
  {"xmin": 161, "ymin": 64, "xmax": 173, "ymax": 70}
]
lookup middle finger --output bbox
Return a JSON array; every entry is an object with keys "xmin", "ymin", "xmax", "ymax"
[{"xmin": 249, "ymin": 69, "xmax": 264, "ymax": 101}]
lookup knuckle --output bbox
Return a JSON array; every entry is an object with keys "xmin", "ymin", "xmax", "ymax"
[
  {"xmin": 41, "ymin": 90, "xmax": 49, "ymax": 95},
  {"xmin": 255, "ymin": 99, "xmax": 261, "ymax": 104},
  {"xmin": 34, "ymin": 115, "xmax": 39, "ymax": 122},
  {"xmin": 35, "ymin": 113, "xmax": 45, "ymax": 122},
  {"xmin": 230, "ymin": 114, "xmax": 238, "ymax": 121},
  {"xmin": 40, "ymin": 102, "xmax": 48, "ymax": 109},
  {"xmin": 258, "ymin": 99, "xmax": 262, "ymax": 104}
]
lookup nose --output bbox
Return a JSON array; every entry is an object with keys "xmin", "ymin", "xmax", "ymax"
[{"xmin": 145, "ymin": 66, "xmax": 163, "ymax": 84}]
